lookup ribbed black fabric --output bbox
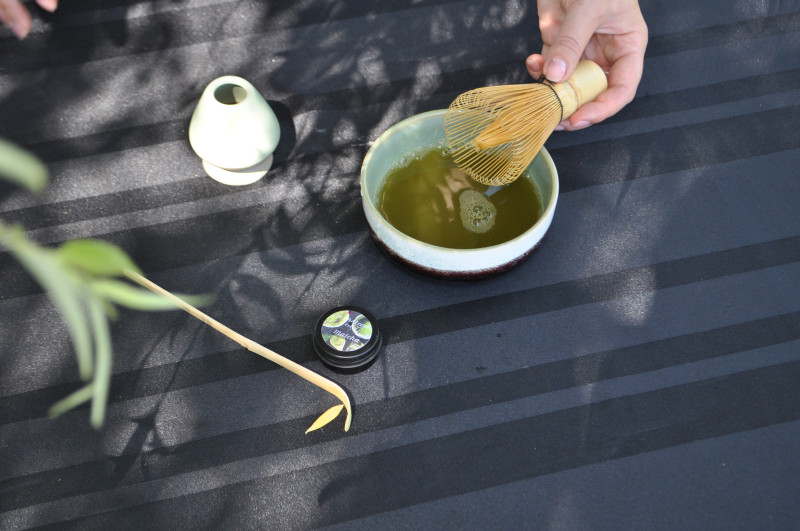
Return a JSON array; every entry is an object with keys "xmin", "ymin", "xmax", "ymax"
[{"xmin": 1, "ymin": 1, "xmax": 799, "ymax": 529}]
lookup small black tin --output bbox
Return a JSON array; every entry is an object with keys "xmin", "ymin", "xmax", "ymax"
[{"xmin": 313, "ymin": 306, "xmax": 382, "ymax": 372}]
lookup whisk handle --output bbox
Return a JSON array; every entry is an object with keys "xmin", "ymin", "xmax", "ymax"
[{"xmin": 552, "ymin": 60, "xmax": 608, "ymax": 119}]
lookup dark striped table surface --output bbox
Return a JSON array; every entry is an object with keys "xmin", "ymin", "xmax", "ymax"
[{"xmin": 1, "ymin": 1, "xmax": 799, "ymax": 528}]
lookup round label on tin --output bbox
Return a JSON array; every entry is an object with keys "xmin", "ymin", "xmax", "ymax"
[{"xmin": 321, "ymin": 310, "xmax": 373, "ymax": 352}]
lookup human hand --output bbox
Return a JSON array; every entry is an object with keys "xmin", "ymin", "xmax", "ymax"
[
  {"xmin": 526, "ymin": 0, "xmax": 648, "ymax": 131},
  {"xmin": 0, "ymin": 0, "xmax": 58, "ymax": 39}
]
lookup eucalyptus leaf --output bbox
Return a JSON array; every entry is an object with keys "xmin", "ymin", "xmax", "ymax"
[
  {"xmin": 0, "ymin": 139, "xmax": 48, "ymax": 193},
  {"xmin": 102, "ymin": 299, "xmax": 119, "ymax": 320},
  {"xmin": 90, "ymin": 278, "xmax": 212, "ymax": 310},
  {"xmin": 58, "ymin": 239, "xmax": 142, "ymax": 277},
  {"xmin": 0, "ymin": 223, "xmax": 93, "ymax": 380},
  {"xmin": 48, "ymin": 384, "xmax": 94, "ymax": 418},
  {"xmin": 88, "ymin": 297, "xmax": 112, "ymax": 428}
]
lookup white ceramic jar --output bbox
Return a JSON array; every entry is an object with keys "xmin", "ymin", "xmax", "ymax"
[{"xmin": 189, "ymin": 76, "xmax": 280, "ymax": 185}]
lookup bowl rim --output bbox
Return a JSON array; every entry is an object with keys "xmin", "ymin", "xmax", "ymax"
[{"xmin": 360, "ymin": 109, "xmax": 559, "ymax": 254}]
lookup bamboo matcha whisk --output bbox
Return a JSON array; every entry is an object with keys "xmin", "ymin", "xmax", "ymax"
[{"xmin": 444, "ymin": 60, "xmax": 608, "ymax": 186}]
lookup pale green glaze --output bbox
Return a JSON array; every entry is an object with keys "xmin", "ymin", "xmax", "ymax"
[{"xmin": 189, "ymin": 76, "xmax": 280, "ymax": 185}]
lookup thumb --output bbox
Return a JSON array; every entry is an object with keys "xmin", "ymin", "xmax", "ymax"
[{"xmin": 543, "ymin": 5, "xmax": 601, "ymax": 82}]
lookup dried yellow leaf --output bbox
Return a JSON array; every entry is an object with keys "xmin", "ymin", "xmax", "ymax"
[{"xmin": 305, "ymin": 404, "xmax": 345, "ymax": 434}]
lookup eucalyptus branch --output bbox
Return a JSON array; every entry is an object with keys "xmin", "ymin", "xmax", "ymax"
[
  {"xmin": 0, "ymin": 222, "xmax": 94, "ymax": 379},
  {"xmin": 0, "ymin": 225, "xmax": 212, "ymax": 427},
  {"xmin": 2, "ymin": 139, "xmax": 350, "ymax": 433}
]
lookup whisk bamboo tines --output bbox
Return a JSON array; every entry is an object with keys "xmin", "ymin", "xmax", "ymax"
[{"xmin": 444, "ymin": 60, "xmax": 607, "ymax": 186}]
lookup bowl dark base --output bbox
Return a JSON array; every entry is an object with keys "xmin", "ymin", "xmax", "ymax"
[{"xmin": 368, "ymin": 230, "xmax": 546, "ymax": 281}]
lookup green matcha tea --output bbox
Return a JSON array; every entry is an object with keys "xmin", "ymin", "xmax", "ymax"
[{"xmin": 377, "ymin": 144, "xmax": 542, "ymax": 249}]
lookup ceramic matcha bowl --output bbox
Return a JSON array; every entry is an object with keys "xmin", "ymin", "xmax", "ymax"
[{"xmin": 360, "ymin": 109, "xmax": 559, "ymax": 279}]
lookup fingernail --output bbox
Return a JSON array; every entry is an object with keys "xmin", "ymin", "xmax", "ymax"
[
  {"xmin": 10, "ymin": 22, "xmax": 28, "ymax": 39},
  {"xmin": 554, "ymin": 124, "xmax": 565, "ymax": 131},
  {"xmin": 545, "ymin": 59, "xmax": 567, "ymax": 82},
  {"xmin": 574, "ymin": 121, "xmax": 591, "ymax": 129},
  {"xmin": 39, "ymin": 0, "xmax": 58, "ymax": 11}
]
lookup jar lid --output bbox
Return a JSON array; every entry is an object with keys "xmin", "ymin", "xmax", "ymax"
[{"xmin": 313, "ymin": 306, "xmax": 382, "ymax": 371}]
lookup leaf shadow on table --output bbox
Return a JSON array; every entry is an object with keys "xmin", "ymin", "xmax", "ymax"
[
  {"xmin": 295, "ymin": 8, "xmax": 800, "ymax": 528},
  {"xmin": 0, "ymin": 0, "xmax": 705, "ymax": 526}
]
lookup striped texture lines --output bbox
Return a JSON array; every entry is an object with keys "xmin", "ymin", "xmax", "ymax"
[{"xmin": 1, "ymin": 0, "xmax": 799, "ymax": 528}]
